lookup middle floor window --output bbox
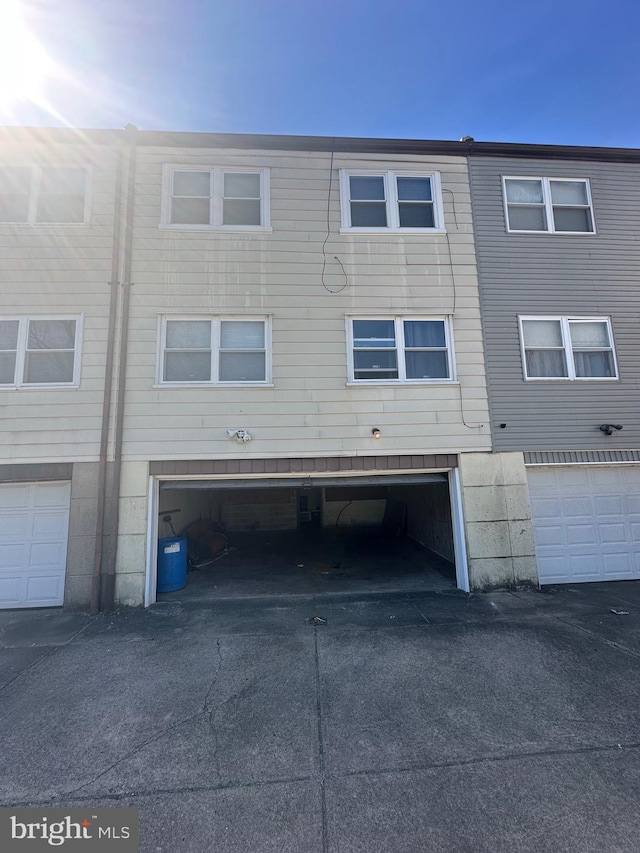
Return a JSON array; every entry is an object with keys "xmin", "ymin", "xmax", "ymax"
[
  {"xmin": 346, "ymin": 317, "xmax": 454, "ymax": 383},
  {"xmin": 339, "ymin": 171, "xmax": 444, "ymax": 232},
  {"xmin": 159, "ymin": 316, "xmax": 271, "ymax": 385},
  {"xmin": 161, "ymin": 166, "xmax": 270, "ymax": 230},
  {"xmin": 519, "ymin": 316, "xmax": 617, "ymax": 380}
]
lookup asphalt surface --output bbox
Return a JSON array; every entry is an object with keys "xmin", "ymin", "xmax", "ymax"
[{"xmin": 2, "ymin": 582, "xmax": 640, "ymax": 852}]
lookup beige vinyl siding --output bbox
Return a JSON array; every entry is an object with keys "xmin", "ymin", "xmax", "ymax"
[
  {"xmin": 122, "ymin": 147, "xmax": 491, "ymax": 460},
  {"xmin": 0, "ymin": 144, "xmax": 117, "ymax": 462},
  {"xmin": 470, "ymin": 156, "xmax": 640, "ymax": 452}
]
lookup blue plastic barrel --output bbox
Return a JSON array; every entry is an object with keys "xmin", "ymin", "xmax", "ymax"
[{"xmin": 157, "ymin": 536, "xmax": 187, "ymax": 592}]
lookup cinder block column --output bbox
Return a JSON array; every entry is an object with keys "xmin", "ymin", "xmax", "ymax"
[
  {"xmin": 64, "ymin": 462, "xmax": 100, "ymax": 610},
  {"xmin": 114, "ymin": 461, "xmax": 149, "ymax": 607},
  {"xmin": 458, "ymin": 452, "xmax": 538, "ymax": 591}
]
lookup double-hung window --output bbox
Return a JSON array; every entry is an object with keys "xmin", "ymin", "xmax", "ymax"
[
  {"xmin": 0, "ymin": 316, "xmax": 82, "ymax": 387},
  {"xmin": 503, "ymin": 177, "xmax": 594, "ymax": 233},
  {"xmin": 519, "ymin": 316, "xmax": 617, "ymax": 380},
  {"xmin": 159, "ymin": 317, "xmax": 271, "ymax": 385},
  {"xmin": 347, "ymin": 317, "xmax": 453, "ymax": 382},
  {"xmin": 340, "ymin": 171, "xmax": 444, "ymax": 232},
  {"xmin": 0, "ymin": 166, "xmax": 89, "ymax": 224},
  {"xmin": 161, "ymin": 166, "xmax": 270, "ymax": 230}
]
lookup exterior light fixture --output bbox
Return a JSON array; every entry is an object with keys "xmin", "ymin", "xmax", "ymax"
[
  {"xmin": 599, "ymin": 424, "xmax": 623, "ymax": 436},
  {"xmin": 371, "ymin": 428, "xmax": 381, "ymax": 439}
]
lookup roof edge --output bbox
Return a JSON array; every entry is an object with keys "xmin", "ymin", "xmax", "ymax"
[{"xmin": 0, "ymin": 126, "xmax": 638, "ymax": 162}]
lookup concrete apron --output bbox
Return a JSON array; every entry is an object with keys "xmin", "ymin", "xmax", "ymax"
[{"xmin": 2, "ymin": 581, "xmax": 640, "ymax": 852}]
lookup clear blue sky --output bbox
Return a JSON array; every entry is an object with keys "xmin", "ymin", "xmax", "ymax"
[{"xmin": 7, "ymin": 0, "xmax": 640, "ymax": 146}]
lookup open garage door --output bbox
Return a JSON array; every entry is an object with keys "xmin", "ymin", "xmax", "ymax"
[{"xmin": 149, "ymin": 472, "xmax": 464, "ymax": 603}]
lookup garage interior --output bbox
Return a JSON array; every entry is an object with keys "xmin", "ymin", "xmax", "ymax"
[{"xmin": 156, "ymin": 475, "xmax": 457, "ymax": 600}]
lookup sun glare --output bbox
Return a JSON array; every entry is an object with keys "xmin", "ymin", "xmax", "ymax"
[{"xmin": 0, "ymin": 0, "xmax": 55, "ymax": 113}]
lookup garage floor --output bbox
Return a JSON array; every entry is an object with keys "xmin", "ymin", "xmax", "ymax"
[{"xmin": 158, "ymin": 527, "xmax": 456, "ymax": 602}]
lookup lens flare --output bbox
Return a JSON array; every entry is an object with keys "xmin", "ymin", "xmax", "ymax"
[{"xmin": 0, "ymin": 0, "xmax": 56, "ymax": 113}]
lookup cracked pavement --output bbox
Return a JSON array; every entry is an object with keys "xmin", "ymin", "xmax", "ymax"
[{"xmin": 2, "ymin": 583, "xmax": 640, "ymax": 851}]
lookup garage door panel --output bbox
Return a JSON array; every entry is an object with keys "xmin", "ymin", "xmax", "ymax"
[
  {"xmin": 567, "ymin": 553, "xmax": 601, "ymax": 580},
  {"xmin": 0, "ymin": 481, "xmax": 70, "ymax": 609},
  {"xmin": 25, "ymin": 574, "xmax": 65, "ymax": 605},
  {"xmin": 602, "ymin": 552, "xmax": 635, "ymax": 578},
  {"xmin": 566, "ymin": 523, "xmax": 598, "ymax": 546},
  {"xmin": 563, "ymin": 497, "xmax": 594, "ymax": 518},
  {"xmin": 594, "ymin": 495, "xmax": 625, "ymax": 516},
  {"xmin": 529, "ymin": 467, "xmax": 640, "ymax": 584},
  {"xmin": 29, "ymin": 541, "xmax": 69, "ymax": 570},
  {"xmin": 598, "ymin": 523, "xmax": 627, "ymax": 544},
  {"xmin": 590, "ymin": 467, "xmax": 624, "ymax": 488},
  {"xmin": 529, "ymin": 496, "xmax": 562, "ymax": 518},
  {"xmin": 530, "ymin": 520, "xmax": 565, "ymax": 547},
  {"xmin": 31, "ymin": 510, "xmax": 70, "ymax": 539},
  {"xmin": 0, "ymin": 485, "xmax": 30, "ymax": 509},
  {"xmin": 0, "ymin": 542, "xmax": 28, "ymax": 569},
  {"xmin": 536, "ymin": 555, "xmax": 570, "ymax": 582},
  {"xmin": 0, "ymin": 512, "xmax": 30, "ymax": 540},
  {"xmin": 0, "ymin": 576, "xmax": 22, "ymax": 604},
  {"xmin": 33, "ymin": 482, "xmax": 73, "ymax": 507}
]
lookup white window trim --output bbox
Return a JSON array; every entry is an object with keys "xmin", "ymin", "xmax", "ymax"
[
  {"xmin": 159, "ymin": 165, "xmax": 271, "ymax": 232},
  {"xmin": 502, "ymin": 176, "xmax": 595, "ymax": 235},
  {"xmin": 156, "ymin": 315, "xmax": 273, "ymax": 386},
  {"xmin": 0, "ymin": 165, "xmax": 91, "ymax": 226},
  {"xmin": 518, "ymin": 315, "xmax": 618, "ymax": 381},
  {"xmin": 346, "ymin": 315, "xmax": 456, "ymax": 384},
  {"xmin": 339, "ymin": 170, "xmax": 445, "ymax": 234},
  {"xmin": 0, "ymin": 315, "xmax": 83, "ymax": 389}
]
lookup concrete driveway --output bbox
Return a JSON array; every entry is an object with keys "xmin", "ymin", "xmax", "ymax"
[{"xmin": 2, "ymin": 583, "xmax": 640, "ymax": 852}]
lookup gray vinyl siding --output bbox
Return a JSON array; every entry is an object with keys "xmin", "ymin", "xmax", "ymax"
[{"xmin": 469, "ymin": 156, "xmax": 640, "ymax": 452}]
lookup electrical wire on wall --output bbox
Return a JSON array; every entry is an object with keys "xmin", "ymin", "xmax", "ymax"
[
  {"xmin": 408, "ymin": 185, "xmax": 483, "ymax": 432},
  {"xmin": 440, "ymin": 187, "xmax": 484, "ymax": 432},
  {"xmin": 321, "ymin": 148, "xmax": 349, "ymax": 293}
]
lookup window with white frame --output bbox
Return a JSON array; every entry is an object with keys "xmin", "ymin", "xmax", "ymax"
[
  {"xmin": 0, "ymin": 166, "xmax": 89, "ymax": 224},
  {"xmin": 503, "ymin": 177, "xmax": 594, "ymax": 233},
  {"xmin": 159, "ymin": 317, "xmax": 270, "ymax": 384},
  {"xmin": 347, "ymin": 317, "xmax": 453, "ymax": 382},
  {"xmin": 0, "ymin": 317, "xmax": 82, "ymax": 387},
  {"xmin": 161, "ymin": 166, "xmax": 270, "ymax": 230},
  {"xmin": 339, "ymin": 171, "xmax": 444, "ymax": 232},
  {"xmin": 519, "ymin": 317, "xmax": 617, "ymax": 380}
]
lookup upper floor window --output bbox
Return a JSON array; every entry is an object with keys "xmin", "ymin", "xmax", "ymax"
[
  {"xmin": 347, "ymin": 317, "xmax": 453, "ymax": 383},
  {"xmin": 161, "ymin": 166, "xmax": 270, "ymax": 231},
  {"xmin": 0, "ymin": 316, "xmax": 82, "ymax": 387},
  {"xmin": 503, "ymin": 177, "xmax": 594, "ymax": 234},
  {"xmin": 339, "ymin": 171, "xmax": 444, "ymax": 233},
  {"xmin": 519, "ymin": 316, "xmax": 617, "ymax": 380},
  {"xmin": 158, "ymin": 316, "xmax": 271, "ymax": 385},
  {"xmin": 0, "ymin": 166, "xmax": 89, "ymax": 224}
]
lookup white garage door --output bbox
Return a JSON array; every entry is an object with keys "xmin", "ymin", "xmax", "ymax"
[
  {"xmin": 528, "ymin": 466, "xmax": 640, "ymax": 584},
  {"xmin": 0, "ymin": 481, "xmax": 71, "ymax": 608}
]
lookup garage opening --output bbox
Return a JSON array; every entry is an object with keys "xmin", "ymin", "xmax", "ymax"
[{"xmin": 152, "ymin": 473, "xmax": 460, "ymax": 602}]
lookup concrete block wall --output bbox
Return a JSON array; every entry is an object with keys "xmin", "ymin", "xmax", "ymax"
[
  {"xmin": 458, "ymin": 452, "xmax": 538, "ymax": 590},
  {"xmin": 64, "ymin": 462, "xmax": 100, "ymax": 610},
  {"xmin": 115, "ymin": 460, "xmax": 149, "ymax": 607},
  {"xmin": 322, "ymin": 499, "xmax": 386, "ymax": 528},
  {"xmin": 388, "ymin": 483, "xmax": 455, "ymax": 563},
  {"xmin": 221, "ymin": 501, "xmax": 297, "ymax": 532}
]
